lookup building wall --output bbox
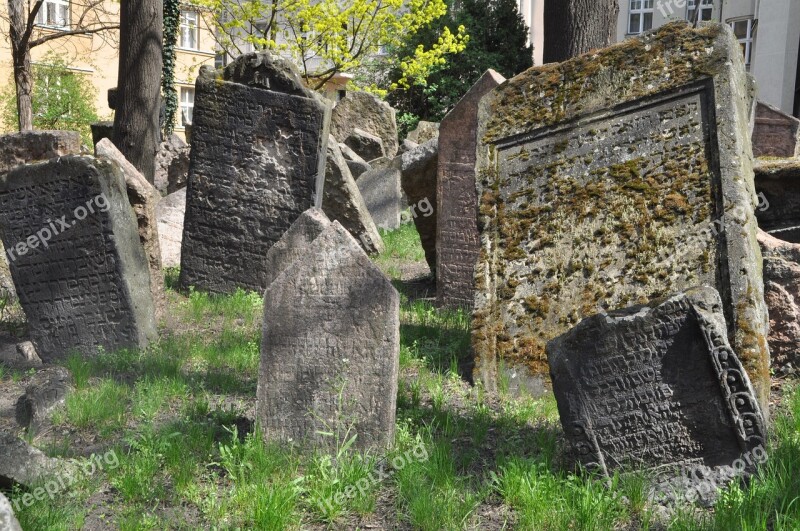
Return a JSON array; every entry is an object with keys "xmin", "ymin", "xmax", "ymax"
[{"xmin": 0, "ymin": 2, "xmax": 216, "ymax": 141}]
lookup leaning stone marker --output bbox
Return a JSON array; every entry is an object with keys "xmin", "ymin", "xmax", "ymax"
[
  {"xmin": 257, "ymin": 221, "xmax": 400, "ymax": 451},
  {"xmin": 398, "ymin": 138, "xmax": 439, "ymax": 274},
  {"xmin": 356, "ymin": 166, "xmax": 402, "ymax": 230},
  {"xmin": 179, "ymin": 51, "xmax": 330, "ymax": 294},
  {"xmin": 436, "ymin": 70, "xmax": 505, "ymax": 308},
  {"xmin": 0, "ymin": 156, "xmax": 157, "ymax": 361},
  {"xmin": 473, "ymin": 23, "xmax": 770, "ymax": 411},
  {"xmin": 547, "ymin": 287, "xmax": 767, "ymax": 502},
  {"xmin": 263, "ymin": 207, "xmax": 330, "ymax": 287}
]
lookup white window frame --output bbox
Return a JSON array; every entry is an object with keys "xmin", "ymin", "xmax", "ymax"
[
  {"xmin": 180, "ymin": 87, "xmax": 194, "ymax": 127},
  {"xmin": 179, "ymin": 10, "xmax": 199, "ymax": 50},
  {"xmin": 628, "ymin": 0, "xmax": 654, "ymax": 35},
  {"xmin": 688, "ymin": 0, "xmax": 714, "ymax": 23},
  {"xmin": 36, "ymin": 0, "xmax": 70, "ymax": 29},
  {"xmin": 730, "ymin": 18, "xmax": 754, "ymax": 67}
]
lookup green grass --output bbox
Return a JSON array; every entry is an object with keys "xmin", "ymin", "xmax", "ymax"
[{"xmin": 7, "ymin": 225, "xmax": 800, "ymax": 530}]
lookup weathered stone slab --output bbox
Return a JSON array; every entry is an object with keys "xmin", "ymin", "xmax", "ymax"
[
  {"xmin": 547, "ymin": 287, "xmax": 767, "ymax": 501},
  {"xmin": 758, "ymin": 230, "xmax": 800, "ymax": 376},
  {"xmin": 257, "ymin": 221, "xmax": 399, "ymax": 451},
  {"xmin": 179, "ymin": 51, "xmax": 330, "ymax": 294},
  {"xmin": 345, "ymin": 128, "xmax": 385, "ymax": 162},
  {"xmin": 15, "ymin": 366, "xmax": 72, "ymax": 431},
  {"xmin": 263, "ymin": 207, "xmax": 330, "ymax": 288},
  {"xmin": 752, "ymin": 101, "xmax": 800, "ymax": 158},
  {"xmin": 474, "ymin": 23, "xmax": 770, "ymax": 411},
  {"xmin": 322, "ymin": 137, "xmax": 383, "ymax": 255},
  {"xmin": 407, "ymin": 121, "xmax": 439, "ymax": 144},
  {"xmin": 356, "ymin": 167, "xmax": 402, "ymax": 230},
  {"xmin": 331, "ymin": 91, "xmax": 398, "ymax": 159},
  {"xmin": 0, "ymin": 492, "xmax": 22, "ymax": 531},
  {"xmin": 0, "ymin": 156, "xmax": 157, "ymax": 361},
  {"xmin": 96, "ymin": 139, "xmax": 165, "ymax": 319},
  {"xmin": 155, "ymin": 187, "xmax": 186, "ymax": 269},
  {"xmin": 436, "ymin": 70, "xmax": 505, "ymax": 308},
  {"xmin": 0, "ymin": 432, "xmax": 65, "ymax": 488},
  {"xmin": 754, "ymin": 158, "xmax": 800, "ymax": 243},
  {"xmin": 398, "ymin": 138, "xmax": 439, "ymax": 273},
  {"xmin": 0, "ymin": 130, "xmax": 81, "ymax": 175},
  {"xmin": 154, "ymin": 133, "xmax": 190, "ymax": 195}
]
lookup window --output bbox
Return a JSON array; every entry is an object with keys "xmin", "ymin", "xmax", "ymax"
[
  {"xmin": 179, "ymin": 11, "xmax": 199, "ymax": 50},
  {"xmin": 180, "ymin": 88, "xmax": 194, "ymax": 127},
  {"xmin": 36, "ymin": 0, "xmax": 69, "ymax": 28},
  {"xmin": 730, "ymin": 18, "xmax": 754, "ymax": 66},
  {"xmin": 628, "ymin": 0, "xmax": 653, "ymax": 35},
  {"xmin": 688, "ymin": 0, "xmax": 713, "ymax": 23},
  {"xmin": 214, "ymin": 52, "xmax": 227, "ymax": 69}
]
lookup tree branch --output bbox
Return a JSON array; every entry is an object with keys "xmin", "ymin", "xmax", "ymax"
[{"xmin": 29, "ymin": 24, "xmax": 120, "ymax": 48}]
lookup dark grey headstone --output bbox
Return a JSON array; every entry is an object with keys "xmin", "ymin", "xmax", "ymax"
[
  {"xmin": 356, "ymin": 167, "xmax": 402, "ymax": 231},
  {"xmin": 16, "ymin": 366, "xmax": 72, "ymax": 431},
  {"xmin": 547, "ymin": 287, "xmax": 767, "ymax": 501},
  {"xmin": 0, "ymin": 156, "xmax": 157, "ymax": 361},
  {"xmin": 473, "ymin": 23, "xmax": 770, "ymax": 412},
  {"xmin": 263, "ymin": 207, "xmax": 330, "ymax": 288},
  {"xmin": 257, "ymin": 221, "xmax": 399, "ymax": 451},
  {"xmin": 398, "ymin": 138, "xmax": 439, "ymax": 274},
  {"xmin": 179, "ymin": 51, "xmax": 330, "ymax": 294},
  {"xmin": 345, "ymin": 128, "xmax": 385, "ymax": 162}
]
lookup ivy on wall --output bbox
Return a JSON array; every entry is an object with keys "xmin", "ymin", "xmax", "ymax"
[{"xmin": 162, "ymin": 0, "xmax": 181, "ymax": 136}]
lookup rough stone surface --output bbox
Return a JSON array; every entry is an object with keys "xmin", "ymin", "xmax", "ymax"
[
  {"xmin": 407, "ymin": 121, "xmax": 439, "ymax": 144},
  {"xmin": 96, "ymin": 139, "xmax": 165, "ymax": 319},
  {"xmin": 399, "ymin": 138, "xmax": 419, "ymax": 155},
  {"xmin": 263, "ymin": 208, "xmax": 330, "ymax": 288},
  {"xmin": 547, "ymin": 287, "xmax": 767, "ymax": 502},
  {"xmin": 16, "ymin": 342, "xmax": 41, "ymax": 365},
  {"xmin": 344, "ymin": 128, "xmax": 385, "ymax": 162},
  {"xmin": 0, "ymin": 130, "xmax": 81, "ymax": 175},
  {"xmin": 322, "ymin": 137, "xmax": 383, "ymax": 255},
  {"xmin": 752, "ymin": 101, "xmax": 800, "ymax": 158},
  {"xmin": 346, "ymin": 159, "xmax": 371, "ymax": 180},
  {"xmin": 758, "ymin": 230, "xmax": 800, "ymax": 376},
  {"xmin": 436, "ymin": 70, "xmax": 505, "ymax": 309},
  {"xmin": 754, "ymin": 158, "xmax": 800, "ymax": 243},
  {"xmin": 473, "ymin": 23, "xmax": 770, "ymax": 412},
  {"xmin": 0, "ymin": 156, "xmax": 157, "ymax": 361},
  {"xmin": 0, "ymin": 492, "xmax": 22, "ymax": 531},
  {"xmin": 356, "ymin": 167, "xmax": 402, "ymax": 230},
  {"xmin": 154, "ymin": 134, "xmax": 191, "ymax": 196},
  {"xmin": 179, "ymin": 52, "xmax": 330, "ymax": 294},
  {"xmin": 257, "ymin": 221, "xmax": 400, "ymax": 451},
  {"xmin": 155, "ymin": 187, "xmax": 186, "ymax": 269},
  {"xmin": 0, "ymin": 432, "xmax": 64, "ymax": 488},
  {"xmin": 15, "ymin": 366, "xmax": 72, "ymax": 430},
  {"xmin": 398, "ymin": 138, "xmax": 439, "ymax": 273},
  {"xmin": 331, "ymin": 91, "xmax": 398, "ymax": 159}
]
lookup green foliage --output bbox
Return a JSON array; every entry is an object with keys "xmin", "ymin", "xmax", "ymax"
[
  {"xmin": 1, "ymin": 55, "xmax": 99, "ymax": 145},
  {"xmin": 162, "ymin": 0, "xmax": 182, "ymax": 136},
  {"xmin": 387, "ymin": 0, "xmax": 533, "ymax": 122}
]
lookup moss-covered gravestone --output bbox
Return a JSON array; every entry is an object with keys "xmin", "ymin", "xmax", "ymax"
[
  {"xmin": 179, "ymin": 51, "xmax": 330, "ymax": 294},
  {"xmin": 473, "ymin": 22, "xmax": 770, "ymax": 412}
]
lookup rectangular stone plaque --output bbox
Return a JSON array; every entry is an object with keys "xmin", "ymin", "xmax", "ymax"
[
  {"xmin": 473, "ymin": 23, "xmax": 769, "ymax": 411},
  {"xmin": 0, "ymin": 156, "xmax": 156, "ymax": 360}
]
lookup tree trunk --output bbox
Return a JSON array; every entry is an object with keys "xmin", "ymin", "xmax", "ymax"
[
  {"xmin": 543, "ymin": 0, "xmax": 619, "ymax": 64},
  {"xmin": 8, "ymin": 0, "xmax": 34, "ymax": 131},
  {"xmin": 112, "ymin": 0, "xmax": 163, "ymax": 184}
]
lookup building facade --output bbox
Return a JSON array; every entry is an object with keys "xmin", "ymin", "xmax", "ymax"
[{"xmin": 0, "ymin": 1, "xmax": 216, "ymax": 140}]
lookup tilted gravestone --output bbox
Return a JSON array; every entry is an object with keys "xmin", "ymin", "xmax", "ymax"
[
  {"xmin": 322, "ymin": 137, "xmax": 384, "ymax": 255},
  {"xmin": 547, "ymin": 287, "xmax": 767, "ymax": 502},
  {"xmin": 0, "ymin": 156, "xmax": 157, "ymax": 361},
  {"xmin": 473, "ymin": 23, "xmax": 770, "ymax": 411},
  {"xmin": 436, "ymin": 70, "xmax": 505, "ymax": 308},
  {"xmin": 356, "ymin": 166, "xmax": 402, "ymax": 230},
  {"xmin": 179, "ymin": 51, "xmax": 330, "ymax": 294},
  {"xmin": 263, "ymin": 207, "xmax": 330, "ymax": 288},
  {"xmin": 257, "ymin": 221, "xmax": 399, "ymax": 451},
  {"xmin": 398, "ymin": 138, "xmax": 439, "ymax": 274}
]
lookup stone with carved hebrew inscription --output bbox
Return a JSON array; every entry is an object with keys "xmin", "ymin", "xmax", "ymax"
[
  {"xmin": 473, "ymin": 23, "xmax": 770, "ymax": 413},
  {"xmin": 547, "ymin": 286, "xmax": 767, "ymax": 502},
  {"xmin": 257, "ymin": 221, "xmax": 399, "ymax": 451},
  {"xmin": 436, "ymin": 70, "xmax": 504, "ymax": 308},
  {"xmin": 263, "ymin": 207, "xmax": 330, "ymax": 288},
  {"xmin": 179, "ymin": 51, "xmax": 330, "ymax": 294},
  {"xmin": 0, "ymin": 156, "xmax": 156, "ymax": 361}
]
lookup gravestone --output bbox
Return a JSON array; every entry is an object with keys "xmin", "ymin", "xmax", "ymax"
[
  {"xmin": 436, "ymin": 70, "xmax": 505, "ymax": 308},
  {"xmin": 0, "ymin": 156, "xmax": 157, "ymax": 361},
  {"xmin": 257, "ymin": 221, "xmax": 399, "ymax": 451},
  {"xmin": 345, "ymin": 128, "xmax": 385, "ymax": 162},
  {"xmin": 754, "ymin": 158, "xmax": 800, "ymax": 243},
  {"xmin": 96, "ymin": 139, "xmax": 165, "ymax": 318},
  {"xmin": 547, "ymin": 287, "xmax": 767, "ymax": 502},
  {"xmin": 356, "ymin": 166, "xmax": 402, "ymax": 230},
  {"xmin": 263, "ymin": 207, "xmax": 330, "ymax": 287},
  {"xmin": 322, "ymin": 138, "xmax": 383, "ymax": 255},
  {"xmin": 407, "ymin": 121, "xmax": 439, "ymax": 144},
  {"xmin": 0, "ymin": 130, "xmax": 80, "ymax": 175},
  {"xmin": 179, "ymin": 51, "xmax": 330, "ymax": 294},
  {"xmin": 330, "ymin": 91, "xmax": 399, "ymax": 159},
  {"xmin": 0, "ymin": 492, "xmax": 22, "ymax": 531},
  {"xmin": 398, "ymin": 138, "xmax": 439, "ymax": 273},
  {"xmin": 156, "ymin": 187, "xmax": 185, "ymax": 268},
  {"xmin": 752, "ymin": 101, "xmax": 800, "ymax": 158},
  {"xmin": 473, "ymin": 23, "xmax": 770, "ymax": 411}
]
